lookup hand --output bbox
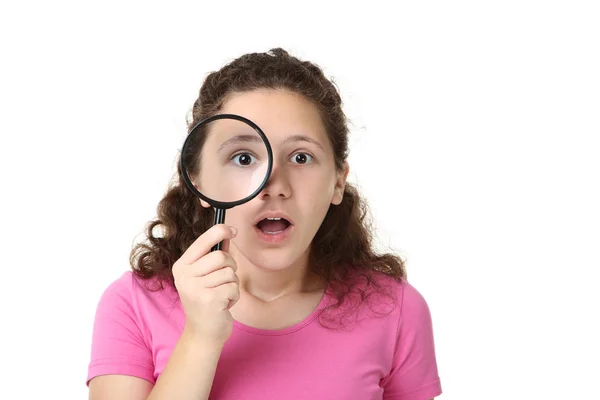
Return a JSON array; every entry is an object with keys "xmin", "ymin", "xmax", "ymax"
[{"xmin": 172, "ymin": 224, "xmax": 240, "ymax": 345}]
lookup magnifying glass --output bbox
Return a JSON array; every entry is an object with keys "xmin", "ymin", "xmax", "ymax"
[{"xmin": 180, "ymin": 114, "xmax": 273, "ymax": 252}]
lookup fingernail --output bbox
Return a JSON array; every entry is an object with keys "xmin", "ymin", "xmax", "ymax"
[{"xmin": 230, "ymin": 226, "xmax": 237, "ymax": 235}]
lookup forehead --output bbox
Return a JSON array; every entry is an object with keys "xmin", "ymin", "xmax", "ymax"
[{"xmin": 219, "ymin": 89, "xmax": 330, "ymax": 148}]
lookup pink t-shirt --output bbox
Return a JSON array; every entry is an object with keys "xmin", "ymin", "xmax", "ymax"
[{"xmin": 87, "ymin": 271, "xmax": 442, "ymax": 399}]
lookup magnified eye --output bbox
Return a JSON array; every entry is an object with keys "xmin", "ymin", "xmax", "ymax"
[
  {"xmin": 291, "ymin": 152, "xmax": 313, "ymax": 164},
  {"xmin": 232, "ymin": 152, "xmax": 258, "ymax": 166}
]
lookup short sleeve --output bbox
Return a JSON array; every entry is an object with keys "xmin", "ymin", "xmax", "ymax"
[
  {"xmin": 381, "ymin": 281, "xmax": 442, "ymax": 400},
  {"xmin": 86, "ymin": 272, "xmax": 155, "ymax": 386}
]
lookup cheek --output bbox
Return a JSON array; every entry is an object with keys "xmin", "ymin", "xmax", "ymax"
[
  {"xmin": 314, "ymin": 171, "xmax": 337, "ymax": 201},
  {"xmin": 295, "ymin": 167, "xmax": 336, "ymax": 192},
  {"xmin": 294, "ymin": 175, "xmax": 336, "ymax": 212},
  {"xmin": 223, "ymin": 206, "xmax": 248, "ymax": 228}
]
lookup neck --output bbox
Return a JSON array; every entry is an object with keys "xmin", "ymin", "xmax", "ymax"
[{"xmin": 229, "ymin": 245, "xmax": 323, "ymax": 303}]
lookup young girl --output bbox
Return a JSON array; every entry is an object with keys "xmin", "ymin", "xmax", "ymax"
[{"xmin": 87, "ymin": 48, "xmax": 442, "ymax": 400}]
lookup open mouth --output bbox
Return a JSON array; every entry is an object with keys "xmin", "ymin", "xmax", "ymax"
[{"xmin": 255, "ymin": 217, "xmax": 292, "ymax": 234}]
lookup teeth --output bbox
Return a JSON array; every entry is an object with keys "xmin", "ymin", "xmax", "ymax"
[{"xmin": 267, "ymin": 217, "xmax": 281, "ymax": 220}]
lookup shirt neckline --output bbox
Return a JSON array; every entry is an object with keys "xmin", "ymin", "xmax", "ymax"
[{"xmin": 232, "ymin": 285, "xmax": 332, "ymax": 336}]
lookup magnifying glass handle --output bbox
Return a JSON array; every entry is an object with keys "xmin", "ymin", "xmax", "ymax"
[{"xmin": 211, "ymin": 208, "xmax": 227, "ymax": 252}]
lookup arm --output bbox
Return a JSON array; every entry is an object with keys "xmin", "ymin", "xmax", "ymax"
[
  {"xmin": 88, "ymin": 328, "xmax": 223, "ymax": 400},
  {"xmin": 89, "ymin": 375, "xmax": 153, "ymax": 400},
  {"xmin": 146, "ymin": 328, "xmax": 224, "ymax": 400}
]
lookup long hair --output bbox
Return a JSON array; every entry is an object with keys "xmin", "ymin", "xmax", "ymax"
[{"xmin": 130, "ymin": 48, "xmax": 407, "ymax": 328}]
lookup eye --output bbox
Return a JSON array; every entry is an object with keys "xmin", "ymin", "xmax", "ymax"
[
  {"xmin": 290, "ymin": 152, "xmax": 313, "ymax": 165},
  {"xmin": 232, "ymin": 152, "xmax": 257, "ymax": 166}
]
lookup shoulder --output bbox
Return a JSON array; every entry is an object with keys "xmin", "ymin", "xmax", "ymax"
[
  {"xmin": 397, "ymin": 277, "xmax": 432, "ymax": 318},
  {"xmin": 95, "ymin": 270, "xmax": 176, "ymax": 314},
  {"xmin": 367, "ymin": 271, "xmax": 434, "ymax": 323},
  {"xmin": 333, "ymin": 270, "xmax": 432, "ymax": 322},
  {"xmin": 365, "ymin": 270, "xmax": 428, "ymax": 302},
  {"xmin": 102, "ymin": 270, "xmax": 165, "ymax": 292},
  {"xmin": 102, "ymin": 270, "xmax": 136, "ymax": 295},
  {"xmin": 97, "ymin": 271, "xmax": 141, "ymax": 306}
]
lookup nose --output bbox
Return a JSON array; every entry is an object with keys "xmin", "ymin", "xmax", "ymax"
[{"xmin": 260, "ymin": 161, "xmax": 291, "ymax": 200}]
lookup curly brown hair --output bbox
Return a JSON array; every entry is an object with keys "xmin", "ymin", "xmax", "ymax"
[{"xmin": 130, "ymin": 48, "xmax": 407, "ymax": 327}]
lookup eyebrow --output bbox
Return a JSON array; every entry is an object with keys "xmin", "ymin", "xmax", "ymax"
[
  {"xmin": 283, "ymin": 134, "xmax": 325, "ymax": 151},
  {"xmin": 216, "ymin": 134, "xmax": 264, "ymax": 153}
]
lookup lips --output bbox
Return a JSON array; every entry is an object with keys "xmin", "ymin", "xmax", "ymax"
[
  {"xmin": 253, "ymin": 212, "xmax": 294, "ymax": 237},
  {"xmin": 256, "ymin": 217, "xmax": 291, "ymax": 234},
  {"xmin": 253, "ymin": 212, "xmax": 295, "ymax": 227}
]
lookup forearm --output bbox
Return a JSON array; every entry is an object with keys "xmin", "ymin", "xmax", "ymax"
[{"xmin": 147, "ymin": 328, "xmax": 224, "ymax": 400}]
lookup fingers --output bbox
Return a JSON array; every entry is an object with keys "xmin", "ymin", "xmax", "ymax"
[
  {"xmin": 216, "ymin": 282, "xmax": 240, "ymax": 311},
  {"xmin": 175, "ymin": 249, "xmax": 238, "ymax": 280},
  {"xmin": 202, "ymin": 266, "xmax": 239, "ymax": 288},
  {"xmin": 177, "ymin": 224, "xmax": 237, "ymax": 266}
]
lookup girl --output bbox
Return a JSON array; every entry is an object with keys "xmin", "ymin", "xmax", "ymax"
[{"xmin": 87, "ymin": 48, "xmax": 442, "ymax": 400}]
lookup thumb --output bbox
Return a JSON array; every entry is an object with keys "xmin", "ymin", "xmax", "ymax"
[
  {"xmin": 221, "ymin": 225, "xmax": 236, "ymax": 252},
  {"xmin": 221, "ymin": 238, "xmax": 231, "ymax": 253}
]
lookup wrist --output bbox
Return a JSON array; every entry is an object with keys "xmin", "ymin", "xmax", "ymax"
[{"xmin": 180, "ymin": 325, "xmax": 227, "ymax": 351}]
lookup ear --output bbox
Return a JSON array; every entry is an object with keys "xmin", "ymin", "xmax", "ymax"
[
  {"xmin": 200, "ymin": 199, "xmax": 211, "ymax": 208},
  {"xmin": 331, "ymin": 162, "xmax": 349, "ymax": 206},
  {"xmin": 192, "ymin": 180, "xmax": 211, "ymax": 208}
]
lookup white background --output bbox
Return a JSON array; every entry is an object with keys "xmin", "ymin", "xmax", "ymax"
[{"xmin": 1, "ymin": 1, "xmax": 599, "ymax": 399}]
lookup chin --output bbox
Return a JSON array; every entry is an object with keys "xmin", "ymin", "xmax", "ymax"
[
  {"xmin": 254, "ymin": 249, "xmax": 302, "ymax": 270},
  {"xmin": 234, "ymin": 241, "xmax": 309, "ymax": 271}
]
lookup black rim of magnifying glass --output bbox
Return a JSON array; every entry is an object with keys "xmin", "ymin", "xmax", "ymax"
[{"xmin": 180, "ymin": 113, "xmax": 274, "ymax": 209}]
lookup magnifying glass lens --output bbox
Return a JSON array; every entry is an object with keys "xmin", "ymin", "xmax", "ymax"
[{"xmin": 191, "ymin": 117, "xmax": 270, "ymax": 203}]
